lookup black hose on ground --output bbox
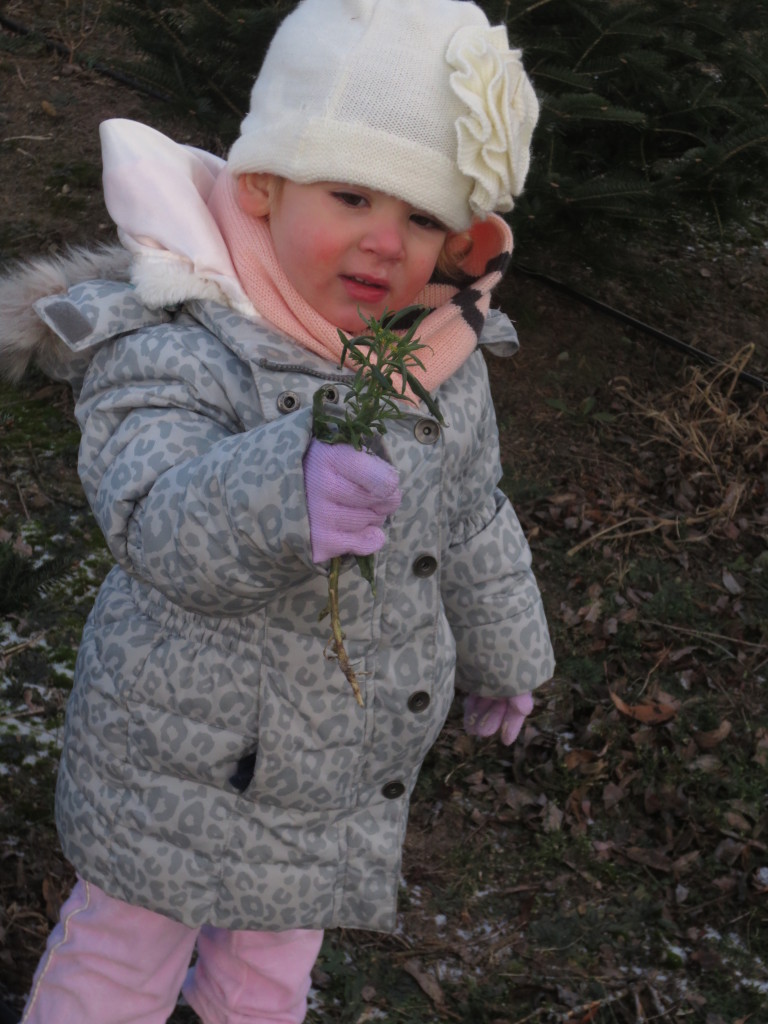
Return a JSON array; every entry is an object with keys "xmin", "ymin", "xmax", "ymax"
[{"xmin": 512, "ymin": 263, "xmax": 768, "ymax": 392}]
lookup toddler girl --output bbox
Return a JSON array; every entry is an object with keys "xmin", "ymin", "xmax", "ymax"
[{"xmin": 5, "ymin": 1, "xmax": 555, "ymax": 1021}]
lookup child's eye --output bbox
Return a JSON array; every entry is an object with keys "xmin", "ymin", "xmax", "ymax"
[
  {"xmin": 411, "ymin": 213, "xmax": 446, "ymax": 231},
  {"xmin": 332, "ymin": 191, "xmax": 368, "ymax": 208}
]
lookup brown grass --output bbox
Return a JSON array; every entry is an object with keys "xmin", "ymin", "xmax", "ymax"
[{"xmin": 568, "ymin": 346, "xmax": 767, "ymax": 556}]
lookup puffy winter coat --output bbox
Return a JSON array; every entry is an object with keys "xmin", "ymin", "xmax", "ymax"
[{"xmin": 10, "ymin": 267, "xmax": 554, "ymax": 933}]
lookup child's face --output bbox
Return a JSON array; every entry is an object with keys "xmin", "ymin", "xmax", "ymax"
[{"xmin": 239, "ymin": 175, "xmax": 449, "ymax": 333}]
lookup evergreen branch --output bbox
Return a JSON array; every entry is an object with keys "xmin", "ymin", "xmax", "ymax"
[
  {"xmin": 0, "ymin": 543, "xmax": 75, "ymax": 616},
  {"xmin": 533, "ymin": 63, "xmax": 594, "ymax": 90},
  {"xmin": 547, "ymin": 95, "xmax": 647, "ymax": 125},
  {"xmin": 138, "ymin": 7, "xmax": 244, "ymax": 118},
  {"xmin": 509, "ymin": 0, "xmax": 560, "ymax": 23},
  {"xmin": 565, "ymin": 176, "xmax": 655, "ymax": 203},
  {"xmin": 712, "ymin": 124, "xmax": 768, "ymax": 167}
]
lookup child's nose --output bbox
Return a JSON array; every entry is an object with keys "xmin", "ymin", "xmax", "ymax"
[{"xmin": 361, "ymin": 219, "xmax": 405, "ymax": 260}]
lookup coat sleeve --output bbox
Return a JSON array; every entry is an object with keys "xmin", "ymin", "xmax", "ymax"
[
  {"xmin": 76, "ymin": 318, "xmax": 318, "ymax": 615},
  {"xmin": 440, "ymin": 371, "xmax": 555, "ymax": 698}
]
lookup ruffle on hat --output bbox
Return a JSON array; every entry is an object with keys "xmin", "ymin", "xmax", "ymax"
[{"xmin": 447, "ymin": 24, "xmax": 540, "ymax": 217}]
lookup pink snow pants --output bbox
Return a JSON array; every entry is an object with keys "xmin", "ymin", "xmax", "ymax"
[{"xmin": 21, "ymin": 879, "xmax": 324, "ymax": 1024}]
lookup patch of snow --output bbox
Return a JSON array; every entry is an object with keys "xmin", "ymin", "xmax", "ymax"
[
  {"xmin": 435, "ymin": 960, "xmax": 466, "ymax": 983},
  {"xmin": 741, "ymin": 977, "xmax": 768, "ymax": 995},
  {"xmin": 663, "ymin": 942, "xmax": 687, "ymax": 963}
]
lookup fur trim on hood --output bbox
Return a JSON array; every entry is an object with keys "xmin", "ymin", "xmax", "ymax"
[{"xmin": 0, "ymin": 243, "xmax": 130, "ymax": 383}]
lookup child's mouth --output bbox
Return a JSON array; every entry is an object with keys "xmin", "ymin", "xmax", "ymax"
[{"xmin": 341, "ymin": 275, "xmax": 389, "ymax": 303}]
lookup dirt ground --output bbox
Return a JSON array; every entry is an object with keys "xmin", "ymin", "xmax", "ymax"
[{"xmin": 1, "ymin": 4, "xmax": 767, "ymax": 1024}]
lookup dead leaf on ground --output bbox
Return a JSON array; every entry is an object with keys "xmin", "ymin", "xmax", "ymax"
[
  {"xmin": 623, "ymin": 846, "xmax": 674, "ymax": 872},
  {"xmin": 686, "ymin": 754, "xmax": 722, "ymax": 773},
  {"xmin": 565, "ymin": 785, "xmax": 592, "ymax": 827},
  {"xmin": 752, "ymin": 728, "xmax": 768, "ymax": 766},
  {"xmin": 402, "ymin": 959, "xmax": 444, "ymax": 1007},
  {"xmin": 542, "ymin": 801, "xmax": 564, "ymax": 832},
  {"xmin": 724, "ymin": 810, "xmax": 752, "ymax": 833},
  {"xmin": 693, "ymin": 719, "xmax": 732, "ymax": 750},
  {"xmin": 504, "ymin": 783, "xmax": 539, "ymax": 812},
  {"xmin": 714, "ymin": 838, "xmax": 746, "ymax": 866},
  {"xmin": 564, "ymin": 748, "xmax": 608, "ymax": 778},
  {"xmin": 721, "ymin": 569, "xmax": 743, "ymax": 595},
  {"xmin": 672, "ymin": 850, "xmax": 700, "ymax": 874},
  {"xmin": 602, "ymin": 781, "xmax": 627, "ymax": 810},
  {"xmin": 610, "ymin": 691, "xmax": 679, "ymax": 724}
]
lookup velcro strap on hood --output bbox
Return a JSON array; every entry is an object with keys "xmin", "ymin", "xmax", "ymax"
[{"xmin": 35, "ymin": 280, "xmax": 171, "ymax": 352}]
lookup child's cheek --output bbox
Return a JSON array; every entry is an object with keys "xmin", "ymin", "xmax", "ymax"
[
  {"xmin": 306, "ymin": 230, "xmax": 342, "ymax": 267},
  {"xmin": 417, "ymin": 250, "xmax": 442, "ymax": 288}
]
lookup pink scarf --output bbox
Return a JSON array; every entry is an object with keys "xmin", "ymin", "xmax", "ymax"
[{"xmin": 207, "ymin": 171, "xmax": 512, "ymax": 392}]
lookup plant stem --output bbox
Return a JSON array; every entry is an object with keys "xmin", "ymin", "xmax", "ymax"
[{"xmin": 326, "ymin": 556, "xmax": 364, "ymax": 707}]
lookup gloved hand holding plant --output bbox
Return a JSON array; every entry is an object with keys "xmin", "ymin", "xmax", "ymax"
[{"xmin": 303, "ymin": 441, "xmax": 402, "ymax": 563}]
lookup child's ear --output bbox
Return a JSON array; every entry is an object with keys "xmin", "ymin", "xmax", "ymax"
[
  {"xmin": 237, "ymin": 173, "xmax": 275, "ymax": 217},
  {"xmin": 445, "ymin": 230, "xmax": 473, "ymax": 264}
]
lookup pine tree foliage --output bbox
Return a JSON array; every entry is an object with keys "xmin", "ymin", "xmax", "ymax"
[
  {"xmin": 0, "ymin": 543, "xmax": 73, "ymax": 616},
  {"xmin": 106, "ymin": 0, "xmax": 768, "ymax": 236},
  {"xmin": 506, "ymin": 0, "xmax": 768, "ymax": 238},
  {"xmin": 106, "ymin": 0, "xmax": 296, "ymax": 149}
]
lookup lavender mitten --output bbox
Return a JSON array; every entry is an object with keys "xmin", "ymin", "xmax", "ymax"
[
  {"xmin": 463, "ymin": 692, "xmax": 534, "ymax": 745},
  {"xmin": 303, "ymin": 439, "xmax": 402, "ymax": 563}
]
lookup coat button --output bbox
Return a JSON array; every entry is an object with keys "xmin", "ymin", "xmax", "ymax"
[
  {"xmin": 414, "ymin": 418, "xmax": 440, "ymax": 444},
  {"xmin": 276, "ymin": 390, "xmax": 300, "ymax": 413},
  {"xmin": 407, "ymin": 691, "xmax": 431, "ymax": 713},
  {"xmin": 412, "ymin": 554, "xmax": 437, "ymax": 578},
  {"xmin": 382, "ymin": 781, "xmax": 406, "ymax": 799}
]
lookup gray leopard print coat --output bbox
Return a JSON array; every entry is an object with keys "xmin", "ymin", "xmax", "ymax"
[{"xmin": 11, "ymin": 268, "xmax": 554, "ymax": 933}]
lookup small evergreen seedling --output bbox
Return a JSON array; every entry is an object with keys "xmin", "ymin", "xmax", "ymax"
[{"xmin": 312, "ymin": 307, "xmax": 445, "ymax": 706}]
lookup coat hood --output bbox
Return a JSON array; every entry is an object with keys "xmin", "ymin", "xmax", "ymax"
[
  {"xmin": 0, "ymin": 244, "xmax": 131, "ymax": 384},
  {"xmin": 0, "ymin": 119, "xmax": 254, "ymax": 386}
]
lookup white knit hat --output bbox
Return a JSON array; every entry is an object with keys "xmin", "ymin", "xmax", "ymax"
[{"xmin": 227, "ymin": 0, "xmax": 539, "ymax": 230}]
